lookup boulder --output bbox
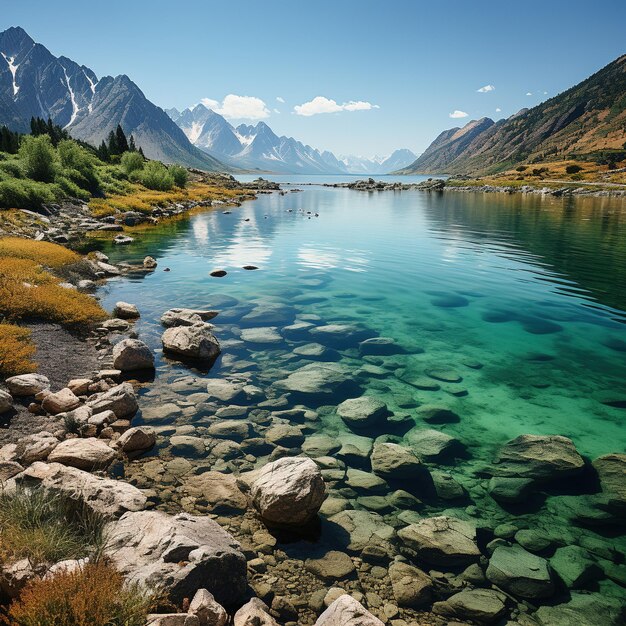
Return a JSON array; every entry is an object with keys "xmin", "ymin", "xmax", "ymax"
[
  {"xmin": 205, "ymin": 379, "xmax": 245, "ymax": 403},
  {"xmin": 0, "ymin": 390, "xmax": 12, "ymax": 414},
  {"xmin": 11, "ymin": 461, "xmax": 146, "ymax": 518},
  {"xmin": 67, "ymin": 378, "xmax": 93, "ymax": 395},
  {"xmin": 406, "ymin": 428, "xmax": 462, "ymax": 461},
  {"xmin": 493, "ymin": 434, "xmax": 585, "ymax": 480},
  {"xmin": 105, "ymin": 511, "xmax": 246, "ymax": 605},
  {"xmin": 314, "ymin": 595, "xmax": 384, "ymax": 626},
  {"xmin": 309, "ymin": 324, "xmax": 371, "ymax": 347},
  {"xmin": 250, "ymin": 456, "xmax": 326, "ymax": 526},
  {"xmin": 397, "ymin": 516, "xmax": 480, "ymax": 566},
  {"xmin": 486, "ymin": 545, "xmax": 554, "ymax": 599},
  {"xmin": 144, "ymin": 256, "xmax": 158, "ymax": 269},
  {"xmin": 240, "ymin": 327, "xmax": 283, "ymax": 344},
  {"xmin": 432, "ymin": 588, "xmax": 507, "ymax": 624},
  {"xmin": 327, "ymin": 509, "xmax": 395, "ymax": 553},
  {"xmin": 47, "ymin": 438, "xmax": 117, "ymax": 471},
  {"xmin": 415, "ymin": 404, "xmax": 460, "ymax": 424},
  {"xmin": 276, "ymin": 362, "xmax": 353, "ymax": 396},
  {"xmin": 241, "ymin": 302, "xmax": 295, "ymax": 326},
  {"xmin": 41, "ymin": 387, "xmax": 81, "ymax": 415},
  {"xmin": 305, "ymin": 551, "xmax": 355, "ymax": 581},
  {"xmin": 112, "ymin": 339, "xmax": 154, "ymax": 371},
  {"xmin": 592, "ymin": 453, "xmax": 626, "ymax": 515},
  {"xmin": 189, "ymin": 588, "xmax": 228, "ymax": 626},
  {"xmin": 487, "ymin": 476, "xmax": 535, "ymax": 503},
  {"xmin": 265, "ymin": 423, "xmax": 304, "ymax": 448},
  {"xmin": 359, "ymin": 337, "xmax": 400, "ymax": 356},
  {"xmin": 184, "ymin": 472, "xmax": 247, "ymax": 514},
  {"xmin": 113, "ymin": 301, "xmax": 140, "ymax": 319},
  {"xmin": 162, "ymin": 323, "xmax": 221, "ymax": 361},
  {"xmin": 549, "ymin": 545, "xmax": 602, "ymax": 589},
  {"xmin": 117, "ymin": 426, "xmax": 156, "ymax": 454},
  {"xmin": 233, "ymin": 598, "xmax": 278, "ymax": 626},
  {"xmin": 371, "ymin": 442, "xmax": 422, "ymax": 480},
  {"xmin": 146, "ymin": 615, "xmax": 199, "ymax": 626},
  {"xmin": 102, "ymin": 318, "xmax": 130, "ymax": 331},
  {"xmin": 87, "ymin": 382, "xmax": 138, "ymax": 418},
  {"xmin": 388, "ymin": 562, "xmax": 432, "ymax": 608},
  {"xmin": 337, "ymin": 396, "xmax": 388, "ymax": 429},
  {"xmin": 534, "ymin": 592, "xmax": 626, "ymax": 626},
  {"xmin": 15, "ymin": 432, "xmax": 58, "ymax": 464},
  {"xmin": 0, "ymin": 460, "xmax": 23, "ymax": 481},
  {"xmin": 161, "ymin": 308, "xmax": 218, "ymax": 328},
  {"xmin": 5, "ymin": 373, "xmax": 50, "ymax": 396}
]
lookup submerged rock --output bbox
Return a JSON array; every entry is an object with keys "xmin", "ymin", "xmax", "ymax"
[
  {"xmin": 116, "ymin": 426, "xmax": 156, "ymax": 455},
  {"xmin": 105, "ymin": 511, "xmax": 246, "ymax": 605},
  {"xmin": 487, "ymin": 476, "xmax": 535, "ymax": 503},
  {"xmin": 250, "ymin": 456, "xmax": 326, "ymax": 526},
  {"xmin": 549, "ymin": 545, "xmax": 602, "ymax": 589},
  {"xmin": 370, "ymin": 442, "xmax": 422, "ymax": 480},
  {"xmin": 162, "ymin": 323, "xmax": 221, "ymax": 361},
  {"xmin": 305, "ymin": 550, "xmax": 356, "ymax": 581},
  {"xmin": 276, "ymin": 362, "xmax": 353, "ymax": 396},
  {"xmin": 592, "ymin": 453, "xmax": 626, "ymax": 516},
  {"xmin": 327, "ymin": 509, "xmax": 395, "ymax": 553},
  {"xmin": 388, "ymin": 562, "xmax": 432, "ymax": 608},
  {"xmin": 534, "ymin": 592, "xmax": 626, "ymax": 626},
  {"xmin": 432, "ymin": 588, "xmax": 507, "ymax": 624},
  {"xmin": 406, "ymin": 428, "xmax": 462, "ymax": 461},
  {"xmin": 161, "ymin": 308, "xmax": 218, "ymax": 328},
  {"xmin": 337, "ymin": 396, "xmax": 388, "ymax": 429}
]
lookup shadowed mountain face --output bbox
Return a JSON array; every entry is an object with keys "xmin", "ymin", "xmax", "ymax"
[
  {"xmin": 0, "ymin": 26, "xmax": 226, "ymax": 170},
  {"xmin": 400, "ymin": 54, "xmax": 626, "ymax": 175}
]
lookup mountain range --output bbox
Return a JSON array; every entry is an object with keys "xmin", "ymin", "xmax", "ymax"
[
  {"xmin": 167, "ymin": 104, "xmax": 417, "ymax": 174},
  {"xmin": 0, "ymin": 26, "xmax": 224, "ymax": 170},
  {"xmin": 399, "ymin": 54, "xmax": 626, "ymax": 175}
]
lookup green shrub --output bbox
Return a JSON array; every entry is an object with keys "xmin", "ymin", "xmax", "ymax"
[
  {"xmin": 57, "ymin": 140, "xmax": 101, "ymax": 193},
  {"xmin": 0, "ymin": 178, "xmax": 56, "ymax": 210},
  {"xmin": 169, "ymin": 164, "xmax": 188, "ymax": 188},
  {"xmin": 565, "ymin": 164, "xmax": 582, "ymax": 174},
  {"xmin": 0, "ymin": 160, "xmax": 25, "ymax": 178},
  {"xmin": 138, "ymin": 161, "xmax": 174, "ymax": 191},
  {"xmin": 54, "ymin": 175, "xmax": 91, "ymax": 201},
  {"xmin": 120, "ymin": 151, "xmax": 145, "ymax": 175},
  {"xmin": 18, "ymin": 135, "xmax": 57, "ymax": 182},
  {"xmin": 515, "ymin": 165, "xmax": 527, "ymax": 172}
]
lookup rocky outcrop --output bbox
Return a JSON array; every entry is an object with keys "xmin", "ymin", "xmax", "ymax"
[
  {"xmin": 104, "ymin": 511, "xmax": 246, "ymax": 605},
  {"xmin": 162, "ymin": 323, "xmax": 221, "ymax": 361},
  {"xmin": 250, "ymin": 456, "xmax": 327, "ymax": 526}
]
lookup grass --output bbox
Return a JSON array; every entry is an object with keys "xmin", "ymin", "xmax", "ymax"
[
  {"xmin": 0, "ymin": 324, "xmax": 36, "ymax": 376},
  {"xmin": 3, "ymin": 561, "xmax": 159, "ymax": 626},
  {"xmin": 0, "ymin": 489, "xmax": 106, "ymax": 568},
  {"xmin": 0, "ymin": 237, "xmax": 80, "ymax": 268}
]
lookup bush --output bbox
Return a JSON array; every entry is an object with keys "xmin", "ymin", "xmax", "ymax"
[
  {"xmin": 5, "ymin": 562, "xmax": 158, "ymax": 626},
  {"xmin": 515, "ymin": 165, "xmax": 527, "ymax": 172},
  {"xmin": 57, "ymin": 140, "xmax": 101, "ymax": 194},
  {"xmin": 0, "ymin": 324, "xmax": 36, "ymax": 376},
  {"xmin": 0, "ymin": 489, "xmax": 105, "ymax": 567},
  {"xmin": 18, "ymin": 135, "xmax": 57, "ymax": 183},
  {"xmin": 138, "ymin": 161, "xmax": 174, "ymax": 191},
  {"xmin": 169, "ymin": 164, "xmax": 188, "ymax": 188},
  {"xmin": 565, "ymin": 164, "xmax": 582, "ymax": 174},
  {"xmin": 120, "ymin": 151, "xmax": 145, "ymax": 175},
  {"xmin": 0, "ymin": 160, "xmax": 24, "ymax": 178},
  {"xmin": 0, "ymin": 178, "xmax": 56, "ymax": 210}
]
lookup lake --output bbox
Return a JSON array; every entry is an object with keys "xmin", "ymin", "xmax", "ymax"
[{"xmin": 101, "ymin": 180, "xmax": 626, "ymax": 620}]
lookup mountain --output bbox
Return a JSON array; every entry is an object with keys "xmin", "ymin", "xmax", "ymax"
[
  {"xmin": 0, "ymin": 26, "xmax": 226, "ymax": 171},
  {"xmin": 339, "ymin": 149, "xmax": 417, "ymax": 174},
  {"xmin": 400, "ymin": 54, "xmax": 626, "ymax": 175}
]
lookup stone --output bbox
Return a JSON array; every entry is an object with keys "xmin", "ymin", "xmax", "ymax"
[
  {"xmin": 206, "ymin": 379, "xmax": 246, "ymax": 403},
  {"xmin": 432, "ymin": 588, "xmax": 507, "ymax": 624},
  {"xmin": 371, "ymin": 442, "xmax": 422, "ymax": 480},
  {"xmin": 47, "ymin": 438, "xmax": 117, "ymax": 471},
  {"xmin": 514, "ymin": 529, "xmax": 553, "ymax": 553},
  {"xmin": 5, "ymin": 373, "xmax": 50, "ymax": 396},
  {"xmin": 406, "ymin": 428, "xmax": 462, "ymax": 461},
  {"xmin": 359, "ymin": 337, "xmax": 400, "ymax": 356},
  {"xmin": 0, "ymin": 460, "xmax": 23, "ymax": 481},
  {"xmin": 188, "ymin": 588, "xmax": 228, "ymax": 626},
  {"xmin": 207, "ymin": 420, "xmax": 250, "ymax": 441},
  {"xmin": 592, "ymin": 453, "xmax": 626, "ymax": 514},
  {"xmin": 336, "ymin": 433, "xmax": 373, "ymax": 463},
  {"xmin": 142, "ymin": 403, "xmax": 182, "ymax": 423},
  {"xmin": 105, "ymin": 511, "xmax": 246, "ymax": 605},
  {"xmin": 40, "ymin": 388, "xmax": 79, "ymax": 415},
  {"xmin": 12, "ymin": 461, "xmax": 146, "ymax": 518},
  {"xmin": 87, "ymin": 382, "xmax": 138, "ymax": 418},
  {"xmin": 117, "ymin": 426, "xmax": 156, "ymax": 454},
  {"xmin": 67, "ymin": 378, "xmax": 92, "ymax": 395},
  {"xmin": 112, "ymin": 338, "xmax": 154, "ymax": 371},
  {"xmin": 425, "ymin": 368, "xmax": 462, "ymax": 382},
  {"xmin": 185, "ymin": 472, "xmax": 247, "ymax": 514},
  {"xmin": 337, "ymin": 396, "xmax": 388, "ymax": 429},
  {"xmin": 0, "ymin": 390, "xmax": 13, "ymax": 414},
  {"xmin": 241, "ymin": 302, "xmax": 295, "ymax": 326},
  {"xmin": 388, "ymin": 562, "xmax": 432, "ymax": 608},
  {"xmin": 493, "ymin": 434, "xmax": 585, "ymax": 480},
  {"xmin": 534, "ymin": 592, "xmax": 626, "ymax": 626},
  {"xmin": 327, "ymin": 509, "xmax": 395, "ymax": 553},
  {"xmin": 397, "ymin": 516, "xmax": 480, "ymax": 566},
  {"xmin": 431, "ymin": 471, "xmax": 466, "ymax": 500},
  {"xmin": 240, "ymin": 327, "xmax": 282, "ymax": 344},
  {"xmin": 549, "ymin": 545, "xmax": 602, "ymax": 589},
  {"xmin": 415, "ymin": 404, "xmax": 460, "ymax": 424},
  {"xmin": 305, "ymin": 551, "xmax": 355, "ymax": 580},
  {"xmin": 161, "ymin": 308, "xmax": 217, "ymax": 327},
  {"xmin": 265, "ymin": 423, "xmax": 304, "ymax": 448},
  {"xmin": 162, "ymin": 323, "xmax": 221, "ymax": 361},
  {"xmin": 0, "ymin": 558, "xmax": 34, "ymax": 598},
  {"xmin": 487, "ymin": 476, "xmax": 535, "ymax": 503},
  {"xmin": 102, "ymin": 318, "xmax": 130, "ymax": 331},
  {"xmin": 345, "ymin": 468, "xmax": 387, "ymax": 494},
  {"xmin": 113, "ymin": 301, "xmax": 140, "ymax": 319},
  {"xmin": 143, "ymin": 256, "xmax": 158, "ymax": 269},
  {"xmin": 276, "ymin": 362, "xmax": 352, "ymax": 396},
  {"xmin": 314, "ymin": 595, "xmax": 384, "ymax": 626},
  {"xmin": 486, "ymin": 544, "xmax": 554, "ymax": 599},
  {"xmin": 170, "ymin": 436, "xmax": 206, "ymax": 456},
  {"xmin": 302, "ymin": 434, "xmax": 341, "ymax": 457},
  {"xmin": 146, "ymin": 615, "xmax": 199, "ymax": 626},
  {"xmin": 15, "ymin": 432, "xmax": 58, "ymax": 464},
  {"xmin": 293, "ymin": 342, "xmax": 329, "ymax": 358},
  {"xmin": 233, "ymin": 598, "xmax": 278, "ymax": 626},
  {"xmin": 250, "ymin": 456, "xmax": 326, "ymax": 525}
]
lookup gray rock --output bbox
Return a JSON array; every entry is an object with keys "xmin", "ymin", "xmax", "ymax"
[
  {"xmin": 146, "ymin": 615, "xmax": 199, "ymax": 626},
  {"xmin": 102, "ymin": 318, "xmax": 130, "ymax": 331},
  {"xmin": 240, "ymin": 327, "xmax": 282, "ymax": 344},
  {"xmin": 486, "ymin": 544, "xmax": 554, "ymax": 599},
  {"xmin": 184, "ymin": 472, "xmax": 247, "ymax": 514},
  {"xmin": 5, "ymin": 373, "xmax": 50, "ymax": 396},
  {"xmin": 305, "ymin": 550, "xmax": 355, "ymax": 581},
  {"xmin": 105, "ymin": 511, "xmax": 246, "ymax": 605},
  {"xmin": 327, "ymin": 509, "xmax": 395, "ymax": 553},
  {"xmin": 233, "ymin": 598, "xmax": 278, "ymax": 626},
  {"xmin": 47, "ymin": 438, "xmax": 117, "ymax": 471},
  {"xmin": 207, "ymin": 420, "xmax": 250, "ymax": 442},
  {"xmin": 265, "ymin": 423, "xmax": 304, "ymax": 448},
  {"xmin": 41, "ymin": 387, "xmax": 80, "ymax": 415},
  {"xmin": 117, "ymin": 426, "xmax": 156, "ymax": 454},
  {"xmin": 302, "ymin": 434, "xmax": 341, "ymax": 457},
  {"xmin": 15, "ymin": 432, "xmax": 58, "ymax": 464},
  {"xmin": 276, "ymin": 362, "xmax": 352, "ymax": 396},
  {"xmin": 205, "ymin": 379, "xmax": 245, "ymax": 403},
  {"xmin": 431, "ymin": 471, "xmax": 466, "ymax": 500},
  {"xmin": 406, "ymin": 428, "xmax": 461, "ymax": 461},
  {"xmin": 397, "ymin": 516, "xmax": 480, "ymax": 566},
  {"xmin": 359, "ymin": 337, "xmax": 400, "ymax": 356},
  {"xmin": 487, "ymin": 476, "xmax": 535, "ymax": 503},
  {"xmin": 241, "ymin": 302, "xmax": 294, "ymax": 326},
  {"xmin": 250, "ymin": 456, "xmax": 326, "ymax": 525},
  {"xmin": 293, "ymin": 343, "xmax": 329, "ymax": 358},
  {"xmin": 161, "ymin": 308, "xmax": 218, "ymax": 328},
  {"xmin": 371, "ymin": 442, "xmax": 422, "ymax": 480},
  {"xmin": 388, "ymin": 562, "xmax": 432, "ymax": 608},
  {"xmin": 337, "ymin": 396, "xmax": 388, "ymax": 429},
  {"xmin": 549, "ymin": 545, "xmax": 602, "ymax": 589},
  {"xmin": 189, "ymin": 588, "xmax": 228, "ymax": 626},
  {"xmin": 314, "ymin": 594, "xmax": 384, "ymax": 626},
  {"xmin": 162, "ymin": 323, "xmax": 221, "ymax": 361},
  {"xmin": 432, "ymin": 588, "xmax": 507, "ymax": 624},
  {"xmin": 87, "ymin": 382, "xmax": 138, "ymax": 418},
  {"xmin": 0, "ymin": 390, "xmax": 13, "ymax": 414},
  {"xmin": 592, "ymin": 453, "xmax": 626, "ymax": 516},
  {"xmin": 112, "ymin": 338, "xmax": 154, "ymax": 371},
  {"xmin": 534, "ymin": 592, "xmax": 626, "ymax": 626},
  {"xmin": 113, "ymin": 301, "xmax": 140, "ymax": 319},
  {"xmin": 143, "ymin": 256, "xmax": 158, "ymax": 269}
]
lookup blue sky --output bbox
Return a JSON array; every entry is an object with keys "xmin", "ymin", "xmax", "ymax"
[{"xmin": 2, "ymin": 0, "xmax": 625, "ymax": 156}]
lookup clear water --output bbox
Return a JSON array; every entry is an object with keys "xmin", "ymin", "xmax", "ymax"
[{"xmin": 100, "ymin": 184, "xmax": 626, "ymax": 615}]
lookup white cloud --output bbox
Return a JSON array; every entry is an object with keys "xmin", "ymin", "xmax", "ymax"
[
  {"xmin": 495, "ymin": 107, "xmax": 502, "ymax": 112},
  {"xmin": 477, "ymin": 84, "xmax": 495, "ymax": 93},
  {"xmin": 273, "ymin": 108, "xmax": 281, "ymax": 114},
  {"xmin": 526, "ymin": 92, "xmax": 533, "ymax": 96},
  {"xmin": 293, "ymin": 96, "xmax": 379, "ymax": 116},
  {"xmin": 276, "ymin": 96, "xmax": 285, "ymax": 103},
  {"xmin": 543, "ymin": 91, "xmax": 548, "ymax": 95},
  {"xmin": 200, "ymin": 94, "xmax": 270, "ymax": 120},
  {"xmin": 449, "ymin": 110, "xmax": 469, "ymax": 119}
]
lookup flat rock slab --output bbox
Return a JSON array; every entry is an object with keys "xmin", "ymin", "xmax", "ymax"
[{"xmin": 305, "ymin": 551, "xmax": 355, "ymax": 580}]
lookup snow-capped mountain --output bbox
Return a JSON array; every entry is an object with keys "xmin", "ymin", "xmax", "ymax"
[
  {"xmin": 339, "ymin": 149, "xmax": 418, "ymax": 174},
  {"xmin": 0, "ymin": 27, "xmax": 225, "ymax": 170}
]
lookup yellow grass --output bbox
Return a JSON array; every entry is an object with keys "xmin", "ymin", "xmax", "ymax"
[
  {"xmin": 0, "ymin": 237, "xmax": 81, "ymax": 268},
  {"xmin": 0, "ymin": 324, "xmax": 36, "ymax": 376},
  {"xmin": 90, "ymin": 182, "xmax": 252, "ymax": 218}
]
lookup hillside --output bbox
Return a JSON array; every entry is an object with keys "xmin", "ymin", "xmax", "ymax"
[{"xmin": 400, "ymin": 54, "xmax": 626, "ymax": 175}]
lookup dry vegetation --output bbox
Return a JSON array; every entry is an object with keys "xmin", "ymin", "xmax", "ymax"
[
  {"xmin": 0, "ymin": 324, "xmax": 36, "ymax": 376},
  {"xmin": 0, "ymin": 237, "xmax": 81, "ymax": 267}
]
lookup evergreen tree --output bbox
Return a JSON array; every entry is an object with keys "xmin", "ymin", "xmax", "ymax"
[
  {"xmin": 107, "ymin": 130, "xmax": 119, "ymax": 155},
  {"xmin": 97, "ymin": 140, "xmax": 110, "ymax": 162},
  {"xmin": 138, "ymin": 146, "xmax": 145, "ymax": 158},
  {"xmin": 115, "ymin": 125, "xmax": 129, "ymax": 154},
  {"xmin": 129, "ymin": 134, "xmax": 136, "ymax": 152}
]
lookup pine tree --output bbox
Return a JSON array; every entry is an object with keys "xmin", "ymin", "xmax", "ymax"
[
  {"xmin": 138, "ymin": 146, "xmax": 145, "ymax": 158},
  {"xmin": 97, "ymin": 140, "xmax": 110, "ymax": 162},
  {"xmin": 115, "ymin": 125, "xmax": 129, "ymax": 154},
  {"xmin": 107, "ymin": 130, "xmax": 119, "ymax": 155},
  {"xmin": 129, "ymin": 134, "xmax": 136, "ymax": 152}
]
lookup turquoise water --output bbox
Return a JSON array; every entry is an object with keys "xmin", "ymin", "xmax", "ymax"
[{"xmin": 100, "ymin": 183, "xmax": 626, "ymax": 618}]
